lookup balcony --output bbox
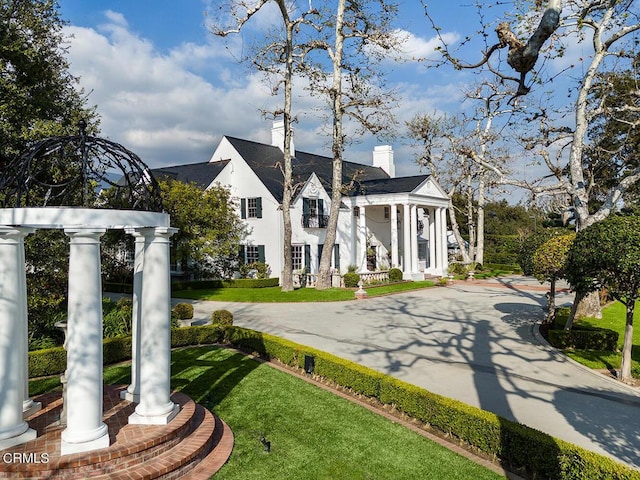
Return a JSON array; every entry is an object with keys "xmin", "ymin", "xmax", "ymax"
[{"xmin": 302, "ymin": 214, "xmax": 329, "ymax": 228}]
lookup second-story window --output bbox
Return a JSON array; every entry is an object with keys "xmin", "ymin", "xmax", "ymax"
[
  {"xmin": 303, "ymin": 197, "xmax": 327, "ymax": 228},
  {"xmin": 241, "ymin": 197, "xmax": 262, "ymax": 219}
]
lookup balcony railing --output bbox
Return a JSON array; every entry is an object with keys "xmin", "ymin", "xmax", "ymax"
[{"xmin": 302, "ymin": 214, "xmax": 329, "ymax": 228}]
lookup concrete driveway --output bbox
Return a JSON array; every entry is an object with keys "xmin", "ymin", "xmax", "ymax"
[{"xmin": 178, "ymin": 278, "xmax": 640, "ymax": 469}]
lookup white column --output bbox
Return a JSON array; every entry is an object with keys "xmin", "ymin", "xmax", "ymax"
[
  {"xmin": 390, "ymin": 204, "xmax": 398, "ymax": 268},
  {"xmin": 0, "ymin": 227, "xmax": 37, "ymax": 450},
  {"xmin": 440, "ymin": 207, "xmax": 449, "ymax": 275},
  {"xmin": 402, "ymin": 204, "xmax": 411, "ymax": 276},
  {"xmin": 19, "ymin": 229, "xmax": 41, "ymax": 419},
  {"xmin": 434, "ymin": 208, "xmax": 443, "ymax": 272},
  {"xmin": 410, "ymin": 205, "xmax": 419, "ymax": 274},
  {"xmin": 427, "ymin": 208, "xmax": 435, "ymax": 273},
  {"xmin": 359, "ymin": 206, "xmax": 368, "ymax": 272},
  {"xmin": 61, "ymin": 228, "xmax": 109, "ymax": 456},
  {"xmin": 121, "ymin": 230, "xmax": 145, "ymax": 403},
  {"xmin": 129, "ymin": 227, "xmax": 179, "ymax": 425}
]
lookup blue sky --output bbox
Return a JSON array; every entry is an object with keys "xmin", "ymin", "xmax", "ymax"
[{"xmin": 55, "ymin": 0, "xmax": 558, "ymax": 194}]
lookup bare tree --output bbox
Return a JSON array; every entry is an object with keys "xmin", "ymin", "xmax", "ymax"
[
  {"xmin": 427, "ymin": 0, "xmax": 640, "ymax": 316},
  {"xmin": 305, "ymin": 0, "xmax": 403, "ymax": 289},
  {"xmin": 407, "ymin": 81, "xmax": 514, "ymax": 266},
  {"xmin": 211, "ymin": 0, "xmax": 318, "ymax": 291}
]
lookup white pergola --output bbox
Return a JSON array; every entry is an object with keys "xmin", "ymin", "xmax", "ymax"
[{"xmin": 0, "ymin": 207, "xmax": 178, "ymax": 455}]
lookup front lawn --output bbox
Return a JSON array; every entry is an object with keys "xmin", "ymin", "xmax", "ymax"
[
  {"xmin": 173, "ymin": 280, "xmax": 436, "ymax": 302},
  {"xmin": 563, "ymin": 300, "xmax": 640, "ymax": 377},
  {"xmin": 30, "ymin": 347, "xmax": 503, "ymax": 479}
]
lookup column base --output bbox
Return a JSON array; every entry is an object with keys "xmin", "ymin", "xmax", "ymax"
[
  {"xmin": 128, "ymin": 403, "xmax": 179, "ymax": 426},
  {"xmin": 23, "ymin": 400, "xmax": 42, "ymax": 419},
  {"xmin": 120, "ymin": 387, "xmax": 140, "ymax": 403},
  {"xmin": 60, "ymin": 429, "xmax": 110, "ymax": 456},
  {"xmin": 0, "ymin": 427, "xmax": 36, "ymax": 450}
]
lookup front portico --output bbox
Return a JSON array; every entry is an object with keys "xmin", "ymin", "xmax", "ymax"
[{"xmin": 348, "ymin": 176, "xmax": 449, "ymax": 279}]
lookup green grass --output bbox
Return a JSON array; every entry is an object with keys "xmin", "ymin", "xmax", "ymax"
[
  {"xmin": 30, "ymin": 347, "xmax": 503, "ymax": 479},
  {"xmin": 563, "ymin": 300, "xmax": 640, "ymax": 376},
  {"xmin": 173, "ymin": 346, "xmax": 503, "ymax": 480},
  {"xmin": 173, "ymin": 286, "xmax": 356, "ymax": 302},
  {"xmin": 173, "ymin": 281, "xmax": 435, "ymax": 302}
]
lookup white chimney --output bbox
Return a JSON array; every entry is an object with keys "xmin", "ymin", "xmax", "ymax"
[
  {"xmin": 373, "ymin": 145, "xmax": 395, "ymax": 178},
  {"xmin": 271, "ymin": 120, "xmax": 295, "ymax": 157}
]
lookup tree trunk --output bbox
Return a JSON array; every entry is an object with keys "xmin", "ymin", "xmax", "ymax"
[
  {"xmin": 619, "ymin": 300, "xmax": 635, "ymax": 382},
  {"xmin": 574, "ymin": 291, "xmax": 602, "ymax": 319},
  {"xmin": 564, "ymin": 291, "xmax": 583, "ymax": 331},
  {"xmin": 475, "ymin": 174, "xmax": 486, "ymax": 265},
  {"xmin": 544, "ymin": 276, "xmax": 556, "ymax": 325},
  {"xmin": 279, "ymin": 18, "xmax": 295, "ymax": 292},
  {"xmin": 447, "ymin": 197, "xmax": 471, "ymax": 264},
  {"xmin": 317, "ymin": 0, "xmax": 346, "ymax": 290}
]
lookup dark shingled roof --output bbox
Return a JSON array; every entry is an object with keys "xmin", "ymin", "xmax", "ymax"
[
  {"xmin": 345, "ymin": 175, "xmax": 430, "ymax": 197},
  {"xmin": 225, "ymin": 136, "xmax": 389, "ymax": 202},
  {"xmin": 150, "ymin": 136, "xmax": 424, "ymax": 203},
  {"xmin": 153, "ymin": 160, "xmax": 229, "ymax": 189}
]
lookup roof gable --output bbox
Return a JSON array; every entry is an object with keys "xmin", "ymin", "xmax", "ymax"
[
  {"xmin": 152, "ymin": 161, "xmax": 229, "ymax": 189},
  {"xmin": 225, "ymin": 136, "xmax": 389, "ymax": 202}
]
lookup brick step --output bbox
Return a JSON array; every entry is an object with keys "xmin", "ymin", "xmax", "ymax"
[
  {"xmin": 0, "ymin": 386, "xmax": 233, "ymax": 479},
  {"xmin": 182, "ymin": 417, "xmax": 235, "ymax": 480},
  {"xmin": 92, "ymin": 404, "xmax": 220, "ymax": 480}
]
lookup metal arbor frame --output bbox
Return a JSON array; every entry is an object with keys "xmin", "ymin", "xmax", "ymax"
[{"xmin": 0, "ymin": 120, "xmax": 163, "ymax": 212}]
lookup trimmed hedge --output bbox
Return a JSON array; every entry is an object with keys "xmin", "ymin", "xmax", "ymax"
[
  {"xmin": 28, "ymin": 324, "xmax": 639, "ymax": 479},
  {"xmin": 103, "ymin": 282, "xmax": 134, "ymax": 294},
  {"xmin": 548, "ymin": 307, "xmax": 619, "ymax": 351},
  {"xmin": 171, "ymin": 278, "xmax": 279, "ymax": 291},
  {"xmin": 343, "ymin": 272, "xmax": 361, "ymax": 288},
  {"xmin": 28, "ymin": 325, "xmax": 225, "ymax": 378},
  {"xmin": 173, "ymin": 303, "xmax": 194, "ymax": 320},
  {"xmin": 211, "ymin": 309, "xmax": 234, "ymax": 326},
  {"xmin": 225, "ymin": 326, "xmax": 640, "ymax": 480},
  {"xmin": 548, "ymin": 328, "xmax": 619, "ymax": 351}
]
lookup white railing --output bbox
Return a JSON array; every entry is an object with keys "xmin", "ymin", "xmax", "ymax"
[
  {"xmin": 358, "ymin": 271, "xmax": 389, "ymax": 284},
  {"xmin": 293, "ymin": 273, "xmax": 343, "ymax": 288}
]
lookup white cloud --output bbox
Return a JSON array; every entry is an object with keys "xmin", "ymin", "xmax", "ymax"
[
  {"xmin": 64, "ymin": 15, "xmax": 286, "ymax": 168},
  {"xmin": 397, "ymin": 30, "xmax": 460, "ymax": 62}
]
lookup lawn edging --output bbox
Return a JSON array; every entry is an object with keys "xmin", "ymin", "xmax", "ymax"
[{"xmin": 29, "ymin": 324, "xmax": 639, "ymax": 480}]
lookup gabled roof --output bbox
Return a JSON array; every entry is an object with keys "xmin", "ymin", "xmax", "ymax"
[
  {"xmin": 225, "ymin": 136, "xmax": 389, "ymax": 202},
  {"xmin": 149, "ymin": 135, "xmax": 427, "ymax": 203},
  {"xmin": 153, "ymin": 160, "xmax": 229, "ymax": 189},
  {"xmin": 345, "ymin": 175, "xmax": 431, "ymax": 197}
]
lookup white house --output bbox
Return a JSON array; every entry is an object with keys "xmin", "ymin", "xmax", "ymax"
[{"xmin": 153, "ymin": 122, "xmax": 450, "ymax": 280}]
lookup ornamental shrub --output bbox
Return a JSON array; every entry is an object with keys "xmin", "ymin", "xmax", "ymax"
[
  {"xmin": 343, "ymin": 272, "xmax": 361, "ymax": 288},
  {"xmin": 389, "ymin": 268, "xmax": 403, "ymax": 282},
  {"xmin": 211, "ymin": 309, "xmax": 234, "ymax": 326},
  {"xmin": 173, "ymin": 303, "xmax": 194, "ymax": 320}
]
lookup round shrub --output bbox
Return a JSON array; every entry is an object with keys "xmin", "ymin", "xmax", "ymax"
[
  {"xmin": 173, "ymin": 303, "xmax": 194, "ymax": 320},
  {"xmin": 389, "ymin": 268, "xmax": 403, "ymax": 282},
  {"xmin": 211, "ymin": 309, "xmax": 234, "ymax": 326},
  {"xmin": 343, "ymin": 272, "xmax": 361, "ymax": 288}
]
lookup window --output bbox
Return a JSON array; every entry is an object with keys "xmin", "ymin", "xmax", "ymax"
[
  {"xmin": 292, "ymin": 245, "xmax": 303, "ymax": 271},
  {"xmin": 353, "ymin": 206, "xmax": 360, "ymax": 217},
  {"xmin": 384, "ymin": 206, "xmax": 390, "ymax": 219},
  {"xmin": 245, "ymin": 245, "xmax": 260, "ymax": 264},
  {"xmin": 241, "ymin": 197, "xmax": 262, "ymax": 219},
  {"xmin": 302, "ymin": 197, "xmax": 327, "ymax": 228},
  {"xmin": 240, "ymin": 245, "xmax": 265, "ymax": 264}
]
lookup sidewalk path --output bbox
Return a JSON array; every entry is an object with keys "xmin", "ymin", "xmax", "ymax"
[{"xmin": 175, "ymin": 277, "xmax": 640, "ymax": 469}]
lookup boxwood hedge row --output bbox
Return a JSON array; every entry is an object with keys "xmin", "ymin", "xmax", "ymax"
[{"xmin": 28, "ymin": 324, "xmax": 638, "ymax": 480}]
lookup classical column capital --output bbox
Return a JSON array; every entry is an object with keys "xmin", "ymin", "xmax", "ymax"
[{"xmin": 0, "ymin": 226, "xmax": 36, "ymax": 240}]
